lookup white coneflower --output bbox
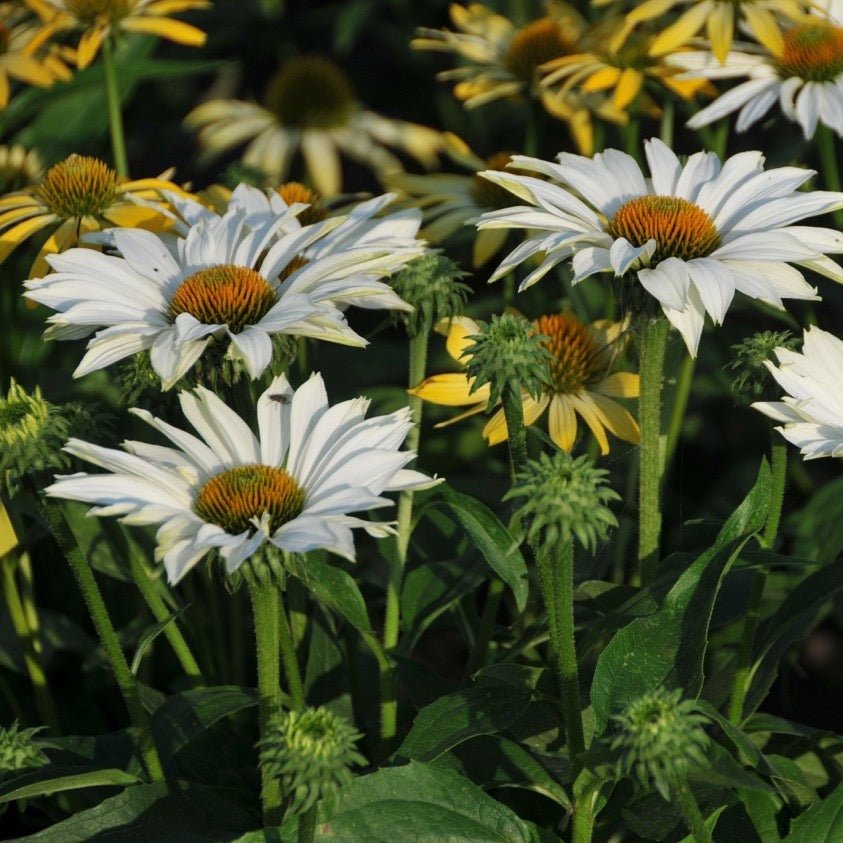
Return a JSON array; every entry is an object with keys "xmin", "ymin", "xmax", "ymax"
[{"xmin": 46, "ymin": 373, "xmax": 440, "ymax": 583}]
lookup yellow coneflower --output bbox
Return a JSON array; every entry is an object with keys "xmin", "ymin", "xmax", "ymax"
[
  {"xmin": 412, "ymin": 3, "xmax": 615, "ymax": 154},
  {"xmin": 0, "ymin": 153, "xmax": 184, "ymax": 275},
  {"xmin": 185, "ymin": 55, "xmax": 443, "ymax": 196},
  {"xmin": 0, "ymin": 144, "xmax": 42, "ymax": 193},
  {"xmin": 25, "ymin": 0, "xmax": 208, "ymax": 68},
  {"xmin": 411, "ymin": 312, "xmax": 640, "ymax": 454}
]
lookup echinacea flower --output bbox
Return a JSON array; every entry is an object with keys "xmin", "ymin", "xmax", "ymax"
[
  {"xmin": 619, "ymin": 0, "xmax": 805, "ymax": 63},
  {"xmin": 475, "ymin": 138, "xmax": 843, "ymax": 354},
  {"xmin": 185, "ymin": 55, "xmax": 442, "ymax": 196},
  {"xmin": 46, "ymin": 373, "xmax": 440, "ymax": 583},
  {"xmin": 26, "ymin": 0, "xmax": 208, "ymax": 69},
  {"xmin": 753, "ymin": 325, "xmax": 843, "ymax": 458},
  {"xmin": 0, "ymin": 154, "xmax": 183, "ymax": 276},
  {"xmin": 412, "ymin": 4, "xmax": 604, "ymax": 154},
  {"xmin": 411, "ymin": 312, "xmax": 640, "ymax": 454},
  {"xmin": 25, "ymin": 197, "xmax": 422, "ymax": 387},
  {"xmin": 680, "ymin": 1, "xmax": 843, "ymax": 137},
  {"xmin": 386, "ymin": 134, "xmax": 521, "ymax": 268}
]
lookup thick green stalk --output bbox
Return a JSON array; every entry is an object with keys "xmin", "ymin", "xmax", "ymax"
[
  {"xmin": 637, "ymin": 316, "xmax": 670, "ymax": 585},
  {"xmin": 816, "ymin": 124, "xmax": 843, "ymax": 229},
  {"xmin": 127, "ymin": 543, "xmax": 203, "ymax": 684},
  {"xmin": 298, "ymin": 808, "xmax": 317, "ymax": 843},
  {"xmin": 572, "ymin": 796, "xmax": 595, "ymax": 843},
  {"xmin": 727, "ymin": 436, "xmax": 787, "ymax": 725},
  {"xmin": 501, "ymin": 383, "xmax": 529, "ymax": 478},
  {"xmin": 659, "ymin": 98, "xmax": 674, "ymax": 148},
  {"xmin": 380, "ymin": 330, "xmax": 429, "ymax": 740},
  {"xmin": 675, "ymin": 781, "xmax": 713, "ymax": 843},
  {"xmin": 36, "ymin": 495, "xmax": 163, "ymax": 780},
  {"xmin": 536, "ymin": 541, "xmax": 585, "ymax": 771},
  {"xmin": 1, "ymin": 554, "xmax": 60, "ymax": 732},
  {"xmin": 248, "ymin": 579, "xmax": 284, "ymax": 826},
  {"xmin": 101, "ymin": 36, "xmax": 129, "ymax": 177}
]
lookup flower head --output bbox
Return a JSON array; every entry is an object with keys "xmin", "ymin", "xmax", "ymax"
[
  {"xmin": 412, "ymin": 312, "xmax": 640, "ymax": 453},
  {"xmin": 506, "ymin": 451, "xmax": 619, "ymax": 552},
  {"xmin": 26, "ymin": 0, "xmax": 208, "ymax": 68},
  {"xmin": 258, "ymin": 706, "xmax": 365, "ymax": 818},
  {"xmin": 0, "ymin": 154, "xmax": 184, "ymax": 276},
  {"xmin": 475, "ymin": 138, "xmax": 843, "ymax": 355},
  {"xmin": 610, "ymin": 688, "xmax": 710, "ymax": 799},
  {"xmin": 753, "ymin": 325, "xmax": 843, "ymax": 459},
  {"xmin": 0, "ymin": 722, "xmax": 47, "ymax": 776},
  {"xmin": 46, "ymin": 373, "xmax": 440, "ymax": 583},
  {"xmin": 185, "ymin": 55, "xmax": 442, "ymax": 195}
]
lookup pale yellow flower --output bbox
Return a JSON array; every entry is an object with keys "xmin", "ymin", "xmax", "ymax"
[
  {"xmin": 0, "ymin": 144, "xmax": 42, "ymax": 193},
  {"xmin": 185, "ymin": 55, "xmax": 443, "ymax": 197},
  {"xmin": 411, "ymin": 312, "xmax": 640, "ymax": 454}
]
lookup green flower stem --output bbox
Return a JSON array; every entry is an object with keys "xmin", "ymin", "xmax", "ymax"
[
  {"xmin": 727, "ymin": 436, "xmax": 787, "ymax": 725},
  {"xmin": 101, "ymin": 36, "xmax": 129, "ymax": 178},
  {"xmin": 524, "ymin": 98, "xmax": 544, "ymax": 158},
  {"xmin": 572, "ymin": 792, "xmax": 596, "ymax": 843},
  {"xmin": 659, "ymin": 98, "xmax": 674, "ymax": 148},
  {"xmin": 278, "ymin": 594, "xmax": 306, "ymax": 712},
  {"xmin": 248, "ymin": 579, "xmax": 284, "ymax": 826},
  {"xmin": 663, "ymin": 352, "xmax": 696, "ymax": 477},
  {"xmin": 536, "ymin": 540, "xmax": 585, "ymax": 772},
  {"xmin": 126, "ymin": 541, "xmax": 203, "ymax": 685},
  {"xmin": 637, "ymin": 316, "xmax": 670, "ymax": 586},
  {"xmin": 622, "ymin": 117, "xmax": 641, "ymax": 163},
  {"xmin": 816, "ymin": 125, "xmax": 843, "ymax": 229},
  {"xmin": 35, "ymin": 494, "xmax": 163, "ymax": 780},
  {"xmin": 1, "ymin": 552, "xmax": 60, "ymax": 733},
  {"xmin": 675, "ymin": 781, "xmax": 713, "ymax": 843},
  {"xmin": 298, "ymin": 807, "xmax": 317, "ymax": 843},
  {"xmin": 501, "ymin": 383, "xmax": 529, "ymax": 478},
  {"xmin": 381, "ymin": 329, "xmax": 429, "ymax": 741}
]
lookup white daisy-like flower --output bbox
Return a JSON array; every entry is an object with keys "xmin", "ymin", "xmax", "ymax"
[
  {"xmin": 475, "ymin": 138, "xmax": 843, "ymax": 354},
  {"xmin": 46, "ymin": 373, "xmax": 440, "ymax": 583},
  {"xmin": 753, "ymin": 326, "xmax": 843, "ymax": 458},
  {"xmin": 679, "ymin": 0, "xmax": 843, "ymax": 138},
  {"xmin": 24, "ymin": 196, "xmax": 424, "ymax": 388}
]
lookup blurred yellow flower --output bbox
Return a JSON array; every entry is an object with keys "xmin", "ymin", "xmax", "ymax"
[
  {"xmin": 185, "ymin": 55, "xmax": 443, "ymax": 197},
  {"xmin": 25, "ymin": 0, "xmax": 209, "ymax": 68},
  {"xmin": 618, "ymin": 0, "xmax": 805, "ymax": 63},
  {"xmin": 0, "ymin": 153, "xmax": 185, "ymax": 276},
  {"xmin": 386, "ymin": 133, "xmax": 522, "ymax": 268},
  {"xmin": 0, "ymin": 144, "xmax": 42, "ymax": 193},
  {"xmin": 412, "ymin": 3, "xmax": 609, "ymax": 154},
  {"xmin": 411, "ymin": 312, "xmax": 640, "ymax": 454}
]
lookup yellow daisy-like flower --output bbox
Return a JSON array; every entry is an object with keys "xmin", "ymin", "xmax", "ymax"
[
  {"xmin": 0, "ymin": 153, "xmax": 185, "ymax": 276},
  {"xmin": 619, "ymin": 0, "xmax": 806, "ymax": 63},
  {"xmin": 386, "ymin": 133, "xmax": 521, "ymax": 268},
  {"xmin": 185, "ymin": 55, "xmax": 443, "ymax": 197},
  {"xmin": 0, "ymin": 144, "xmax": 42, "ymax": 193},
  {"xmin": 412, "ymin": 3, "xmax": 609, "ymax": 154},
  {"xmin": 411, "ymin": 312, "xmax": 640, "ymax": 454},
  {"xmin": 0, "ymin": 1, "xmax": 66, "ymax": 107},
  {"xmin": 25, "ymin": 0, "xmax": 209, "ymax": 69},
  {"xmin": 542, "ymin": 25, "xmax": 714, "ymax": 111}
]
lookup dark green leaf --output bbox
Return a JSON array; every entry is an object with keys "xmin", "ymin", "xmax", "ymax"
[
  {"xmin": 785, "ymin": 780, "xmax": 843, "ymax": 841},
  {"xmin": 0, "ymin": 767, "xmax": 139, "ymax": 805},
  {"xmin": 130, "ymin": 606, "xmax": 191, "ymax": 675},
  {"xmin": 789, "ymin": 476, "xmax": 843, "ymax": 563}
]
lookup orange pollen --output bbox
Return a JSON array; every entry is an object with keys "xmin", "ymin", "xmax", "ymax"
[
  {"xmin": 36, "ymin": 154, "xmax": 121, "ymax": 219},
  {"xmin": 194, "ymin": 464, "xmax": 306, "ymax": 536},
  {"xmin": 775, "ymin": 23, "xmax": 843, "ymax": 82},
  {"xmin": 505, "ymin": 17, "xmax": 573, "ymax": 82},
  {"xmin": 608, "ymin": 195, "xmax": 720, "ymax": 263},
  {"xmin": 277, "ymin": 181, "xmax": 328, "ymax": 225},
  {"xmin": 534, "ymin": 313, "xmax": 605, "ymax": 394},
  {"xmin": 169, "ymin": 265, "xmax": 277, "ymax": 332}
]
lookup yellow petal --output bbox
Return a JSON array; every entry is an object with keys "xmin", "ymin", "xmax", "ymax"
[
  {"xmin": 567, "ymin": 108, "xmax": 594, "ymax": 157},
  {"xmin": 445, "ymin": 316, "xmax": 483, "ymax": 363},
  {"xmin": 742, "ymin": 5, "xmax": 784, "ymax": 57},
  {"xmin": 121, "ymin": 17, "xmax": 207, "ymax": 46},
  {"xmin": 626, "ymin": 0, "xmax": 677, "ymax": 26},
  {"xmin": 595, "ymin": 372, "xmax": 640, "ymax": 398},
  {"xmin": 581, "ymin": 66, "xmax": 621, "ymax": 93},
  {"xmin": 0, "ymin": 70, "xmax": 8, "ymax": 109},
  {"xmin": 37, "ymin": 217, "xmax": 76, "ymax": 261},
  {"xmin": 3, "ymin": 53, "xmax": 55, "ymax": 87},
  {"xmin": 301, "ymin": 131, "xmax": 341, "ymax": 196},
  {"xmin": 0, "ymin": 206, "xmax": 42, "ymax": 230},
  {"xmin": 482, "ymin": 392, "xmax": 549, "ymax": 445},
  {"xmin": 0, "ymin": 502, "xmax": 19, "ymax": 558},
  {"xmin": 649, "ymin": 2, "xmax": 712, "ymax": 56},
  {"xmin": 570, "ymin": 393, "xmax": 610, "ymax": 454},
  {"xmin": 613, "ymin": 68, "xmax": 644, "ymax": 109},
  {"xmin": 77, "ymin": 27, "xmax": 105, "ymax": 68},
  {"xmin": 589, "ymin": 392, "xmax": 641, "ymax": 444},
  {"xmin": 473, "ymin": 227, "xmax": 507, "ymax": 268},
  {"xmin": 104, "ymin": 203, "xmax": 166, "ymax": 227},
  {"xmin": 433, "ymin": 402, "xmax": 489, "ymax": 429},
  {"xmin": 549, "ymin": 394, "xmax": 578, "ymax": 452},
  {"xmin": 0, "ymin": 214, "xmax": 56, "ymax": 265},
  {"xmin": 409, "ymin": 373, "xmax": 490, "ymax": 407},
  {"xmin": 707, "ymin": 2, "xmax": 734, "ymax": 63}
]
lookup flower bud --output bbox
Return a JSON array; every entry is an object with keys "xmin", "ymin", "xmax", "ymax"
[
  {"xmin": 728, "ymin": 330, "xmax": 798, "ymax": 406},
  {"xmin": 0, "ymin": 722, "xmax": 47, "ymax": 776}
]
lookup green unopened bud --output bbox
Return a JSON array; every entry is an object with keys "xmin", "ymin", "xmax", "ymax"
[
  {"xmin": 0, "ymin": 722, "xmax": 47, "ymax": 776},
  {"xmin": 610, "ymin": 688, "xmax": 710, "ymax": 800},
  {"xmin": 258, "ymin": 706, "xmax": 365, "ymax": 818},
  {"xmin": 391, "ymin": 253, "xmax": 470, "ymax": 338},
  {"xmin": 222, "ymin": 161, "xmax": 268, "ymax": 189},
  {"xmin": 464, "ymin": 313, "xmax": 552, "ymax": 405},
  {"xmin": 506, "ymin": 451, "xmax": 619, "ymax": 553},
  {"xmin": 728, "ymin": 330, "xmax": 798, "ymax": 405}
]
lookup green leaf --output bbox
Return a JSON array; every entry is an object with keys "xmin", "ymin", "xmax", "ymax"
[
  {"xmin": 590, "ymin": 459, "xmax": 771, "ymax": 732},
  {"xmin": 745, "ymin": 559, "xmax": 843, "ymax": 717},
  {"xmin": 130, "ymin": 606, "xmax": 191, "ymax": 675},
  {"xmin": 150, "ymin": 686, "xmax": 257, "ymax": 766},
  {"xmin": 789, "ymin": 476, "xmax": 843, "ymax": 563},
  {"xmin": 739, "ymin": 789, "xmax": 785, "ymax": 843},
  {"xmin": 0, "ymin": 767, "xmax": 140, "ymax": 805},
  {"xmin": 278, "ymin": 761, "xmax": 547, "ymax": 842},
  {"xmin": 785, "ymin": 780, "xmax": 843, "ymax": 841},
  {"xmin": 432, "ymin": 486, "xmax": 529, "ymax": 613}
]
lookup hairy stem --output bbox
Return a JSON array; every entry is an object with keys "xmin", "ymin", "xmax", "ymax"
[
  {"xmin": 675, "ymin": 781, "xmax": 713, "ymax": 843},
  {"xmin": 816, "ymin": 124, "xmax": 843, "ymax": 229},
  {"xmin": 101, "ymin": 36, "xmax": 129, "ymax": 177}
]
